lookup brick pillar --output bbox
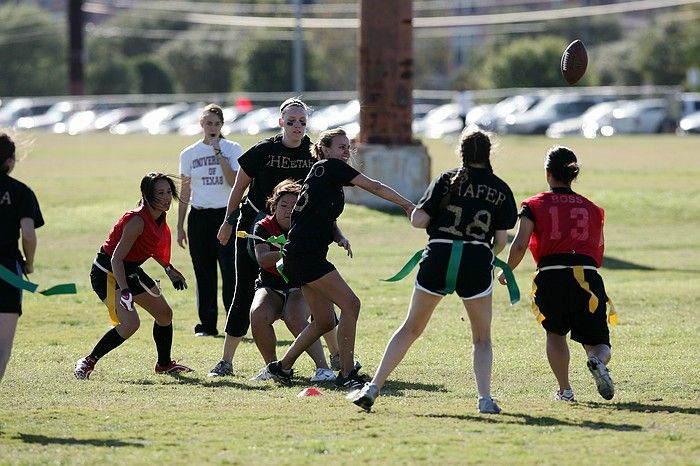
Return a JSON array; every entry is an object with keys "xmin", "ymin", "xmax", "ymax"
[{"xmin": 358, "ymin": 0, "xmax": 414, "ymax": 145}]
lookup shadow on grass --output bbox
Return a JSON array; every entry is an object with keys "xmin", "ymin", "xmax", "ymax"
[
  {"xmin": 602, "ymin": 256, "xmax": 700, "ymax": 273},
  {"xmin": 381, "ymin": 380, "xmax": 449, "ymax": 396},
  {"xmin": 580, "ymin": 401, "xmax": 700, "ymax": 415},
  {"xmin": 16, "ymin": 433, "xmax": 144, "ymax": 448},
  {"xmin": 125, "ymin": 375, "xmax": 273, "ymax": 390},
  {"xmin": 420, "ymin": 412, "xmax": 642, "ymax": 431}
]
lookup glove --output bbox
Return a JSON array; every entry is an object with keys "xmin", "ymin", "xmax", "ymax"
[
  {"xmin": 164, "ymin": 264, "xmax": 187, "ymax": 290},
  {"xmin": 120, "ymin": 288, "xmax": 134, "ymax": 311}
]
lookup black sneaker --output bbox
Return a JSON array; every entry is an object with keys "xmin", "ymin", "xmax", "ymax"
[
  {"xmin": 335, "ymin": 368, "xmax": 366, "ymax": 389},
  {"xmin": 267, "ymin": 361, "xmax": 293, "ymax": 386}
]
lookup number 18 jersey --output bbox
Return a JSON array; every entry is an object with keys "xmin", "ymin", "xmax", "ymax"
[
  {"xmin": 522, "ymin": 188, "xmax": 604, "ymax": 267},
  {"xmin": 416, "ymin": 167, "xmax": 517, "ymax": 245}
]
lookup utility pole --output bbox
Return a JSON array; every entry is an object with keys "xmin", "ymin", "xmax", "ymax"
[
  {"xmin": 292, "ymin": 0, "xmax": 304, "ymax": 93},
  {"xmin": 349, "ymin": 0, "xmax": 430, "ymax": 208},
  {"xmin": 68, "ymin": 0, "xmax": 84, "ymax": 95}
]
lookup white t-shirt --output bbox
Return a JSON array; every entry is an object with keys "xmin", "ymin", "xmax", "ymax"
[{"xmin": 179, "ymin": 138, "xmax": 242, "ymax": 209}]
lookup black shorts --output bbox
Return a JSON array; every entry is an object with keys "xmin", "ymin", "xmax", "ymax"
[
  {"xmin": 532, "ymin": 266, "xmax": 610, "ymax": 347},
  {"xmin": 0, "ymin": 257, "xmax": 23, "ymax": 315},
  {"xmin": 415, "ymin": 240, "xmax": 494, "ymax": 300},
  {"xmin": 280, "ymin": 252, "xmax": 335, "ymax": 287},
  {"xmin": 90, "ymin": 253, "xmax": 157, "ymax": 301}
]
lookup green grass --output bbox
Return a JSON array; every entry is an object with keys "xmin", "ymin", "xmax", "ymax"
[{"xmin": 1, "ymin": 132, "xmax": 698, "ymax": 465}]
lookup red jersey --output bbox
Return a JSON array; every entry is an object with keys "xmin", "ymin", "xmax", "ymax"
[
  {"xmin": 102, "ymin": 204, "xmax": 171, "ymax": 265},
  {"xmin": 523, "ymin": 190, "xmax": 604, "ymax": 267},
  {"xmin": 254, "ymin": 215, "xmax": 283, "ymax": 276}
]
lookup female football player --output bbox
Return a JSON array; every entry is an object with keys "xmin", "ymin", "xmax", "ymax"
[
  {"xmin": 498, "ymin": 146, "xmax": 614, "ymax": 402},
  {"xmin": 74, "ymin": 172, "xmax": 192, "ymax": 379},
  {"xmin": 209, "ymin": 98, "xmax": 339, "ymax": 377},
  {"xmin": 248, "ymin": 180, "xmax": 335, "ymax": 382},
  {"xmin": 0, "ymin": 133, "xmax": 44, "ymax": 383},
  {"xmin": 350, "ymin": 128, "xmax": 517, "ymax": 414},
  {"xmin": 266, "ymin": 128, "xmax": 415, "ymax": 389}
]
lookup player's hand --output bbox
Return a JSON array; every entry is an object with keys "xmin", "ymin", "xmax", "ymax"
[
  {"xmin": 337, "ymin": 237, "xmax": 353, "ymax": 258},
  {"xmin": 497, "ymin": 271, "xmax": 507, "ymax": 285},
  {"xmin": 218, "ymin": 222, "xmax": 233, "ymax": 245},
  {"xmin": 176, "ymin": 226, "xmax": 187, "ymax": 248},
  {"xmin": 23, "ymin": 261, "xmax": 34, "ymax": 274},
  {"xmin": 120, "ymin": 288, "xmax": 134, "ymax": 311},
  {"xmin": 164, "ymin": 264, "xmax": 187, "ymax": 290},
  {"xmin": 403, "ymin": 202, "xmax": 416, "ymax": 218}
]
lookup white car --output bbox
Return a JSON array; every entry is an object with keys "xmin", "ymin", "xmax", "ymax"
[
  {"xmin": 546, "ymin": 101, "xmax": 626, "ymax": 138},
  {"xmin": 502, "ymin": 94, "xmax": 605, "ymax": 135},
  {"xmin": 606, "ymin": 99, "xmax": 673, "ymax": 135}
]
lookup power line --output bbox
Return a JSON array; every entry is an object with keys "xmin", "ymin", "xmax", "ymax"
[{"xmin": 82, "ymin": 0, "xmax": 700, "ymax": 29}]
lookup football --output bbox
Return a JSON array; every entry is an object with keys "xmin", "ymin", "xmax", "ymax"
[{"xmin": 560, "ymin": 39, "xmax": 588, "ymax": 85}]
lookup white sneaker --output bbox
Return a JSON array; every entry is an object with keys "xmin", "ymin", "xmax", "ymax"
[
  {"xmin": 478, "ymin": 396, "xmax": 502, "ymax": 414},
  {"xmin": 587, "ymin": 356, "xmax": 615, "ymax": 400},
  {"xmin": 310, "ymin": 368, "xmax": 336, "ymax": 382},
  {"xmin": 554, "ymin": 388, "xmax": 576, "ymax": 402},
  {"xmin": 250, "ymin": 366, "xmax": 273, "ymax": 381}
]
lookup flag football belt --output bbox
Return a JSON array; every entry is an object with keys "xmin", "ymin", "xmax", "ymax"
[
  {"xmin": 532, "ymin": 265, "xmax": 617, "ymax": 325},
  {"xmin": 93, "ymin": 259, "xmax": 160, "ymax": 326},
  {"xmin": 382, "ymin": 238, "xmax": 520, "ymax": 304},
  {"xmin": 0, "ymin": 263, "xmax": 76, "ymax": 296}
]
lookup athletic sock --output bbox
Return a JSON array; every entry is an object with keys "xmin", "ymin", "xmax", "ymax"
[
  {"xmin": 90, "ymin": 327, "xmax": 126, "ymax": 360},
  {"xmin": 153, "ymin": 322, "xmax": 173, "ymax": 365}
]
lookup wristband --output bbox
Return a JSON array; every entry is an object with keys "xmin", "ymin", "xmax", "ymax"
[{"xmin": 226, "ymin": 208, "xmax": 240, "ymax": 226}]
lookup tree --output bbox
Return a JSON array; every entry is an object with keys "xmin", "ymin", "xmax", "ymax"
[
  {"xmin": 635, "ymin": 18, "xmax": 697, "ymax": 86},
  {"xmin": 158, "ymin": 30, "xmax": 239, "ymax": 93},
  {"xmin": 482, "ymin": 36, "xmax": 570, "ymax": 88},
  {"xmin": 131, "ymin": 57, "xmax": 174, "ymax": 94},
  {"xmin": 86, "ymin": 57, "xmax": 140, "ymax": 94},
  {"xmin": 232, "ymin": 35, "xmax": 320, "ymax": 92},
  {"xmin": 0, "ymin": 4, "xmax": 67, "ymax": 96}
]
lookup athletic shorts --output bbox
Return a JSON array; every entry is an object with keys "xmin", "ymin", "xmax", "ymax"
[
  {"xmin": 90, "ymin": 253, "xmax": 157, "ymax": 302},
  {"xmin": 415, "ymin": 240, "xmax": 494, "ymax": 300},
  {"xmin": 281, "ymin": 252, "xmax": 335, "ymax": 287},
  {"xmin": 0, "ymin": 257, "xmax": 23, "ymax": 315},
  {"xmin": 532, "ymin": 266, "xmax": 610, "ymax": 347}
]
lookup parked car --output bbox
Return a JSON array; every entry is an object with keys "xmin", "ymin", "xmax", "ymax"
[
  {"xmin": 677, "ymin": 110, "xmax": 700, "ymax": 135},
  {"xmin": 469, "ymin": 94, "xmax": 542, "ymax": 132},
  {"xmin": 15, "ymin": 101, "xmax": 80, "ymax": 131},
  {"xmin": 309, "ymin": 100, "xmax": 360, "ymax": 133},
  {"xmin": 225, "ymin": 107, "xmax": 280, "ymax": 135},
  {"xmin": 606, "ymin": 99, "xmax": 674, "ymax": 135},
  {"xmin": 0, "ymin": 98, "xmax": 53, "ymax": 127},
  {"xmin": 502, "ymin": 94, "xmax": 606, "ymax": 135},
  {"xmin": 546, "ymin": 101, "xmax": 625, "ymax": 138},
  {"xmin": 413, "ymin": 102, "xmax": 463, "ymax": 138}
]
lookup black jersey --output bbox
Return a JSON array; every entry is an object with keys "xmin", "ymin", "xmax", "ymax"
[
  {"xmin": 0, "ymin": 174, "xmax": 44, "ymax": 260},
  {"xmin": 238, "ymin": 134, "xmax": 315, "ymax": 213},
  {"xmin": 416, "ymin": 167, "xmax": 517, "ymax": 244},
  {"xmin": 285, "ymin": 158, "xmax": 360, "ymax": 255}
]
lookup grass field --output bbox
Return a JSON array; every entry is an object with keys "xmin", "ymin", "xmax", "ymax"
[{"xmin": 1, "ymin": 132, "xmax": 698, "ymax": 465}]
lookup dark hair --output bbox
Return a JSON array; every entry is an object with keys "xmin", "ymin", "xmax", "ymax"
[
  {"xmin": 312, "ymin": 128, "xmax": 349, "ymax": 161},
  {"xmin": 279, "ymin": 98, "xmax": 308, "ymax": 115},
  {"xmin": 266, "ymin": 179, "xmax": 301, "ymax": 212},
  {"xmin": 0, "ymin": 133, "xmax": 16, "ymax": 176},
  {"xmin": 449, "ymin": 128, "xmax": 493, "ymax": 195},
  {"xmin": 140, "ymin": 172, "xmax": 179, "ymax": 208},
  {"xmin": 545, "ymin": 146, "xmax": 580, "ymax": 185}
]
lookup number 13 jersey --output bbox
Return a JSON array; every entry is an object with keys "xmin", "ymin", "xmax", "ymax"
[{"xmin": 521, "ymin": 187, "xmax": 604, "ymax": 267}]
